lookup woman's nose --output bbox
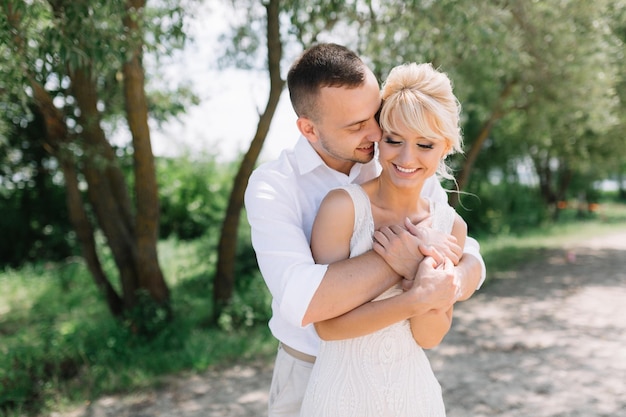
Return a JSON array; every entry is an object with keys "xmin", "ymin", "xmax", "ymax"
[{"xmin": 398, "ymin": 144, "xmax": 418, "ymax": 163}]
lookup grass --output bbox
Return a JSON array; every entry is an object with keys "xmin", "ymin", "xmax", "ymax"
[
  {"xmin": 479, "ymin": 201, "xmax": 626, "ymax": 277},
  {"xmin": 0, "ymin": 201, "xmax": 624, "ymax": 416},
  {"xmin": 0, "ymin": 238, "xmax": 276, "ymax": 417}
]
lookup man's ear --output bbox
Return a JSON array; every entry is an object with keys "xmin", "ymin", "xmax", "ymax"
[{"xmin": 296, "ymin": 117, "xmax": 319, "ymax": 143}]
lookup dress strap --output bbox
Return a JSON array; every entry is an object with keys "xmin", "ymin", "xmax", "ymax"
[{"xmin": 337, "ymin": 184, "xmax": 375, "ymax": 255}]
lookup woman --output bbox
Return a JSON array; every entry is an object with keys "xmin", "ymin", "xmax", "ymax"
[{"xmin": 300, "ymin": 62, "xmax": 467, "ymax": 417}]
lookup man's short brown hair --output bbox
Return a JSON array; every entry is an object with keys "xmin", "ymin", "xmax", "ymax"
[{"xmin": 287, "ymin": 43, "xmax": 367, "ymax": 121}]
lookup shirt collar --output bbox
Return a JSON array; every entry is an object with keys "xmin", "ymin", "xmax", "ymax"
[
  {"xmin": 294, "ymin": 136, "xmax": 324, "ymax": 175},
  {"xmin": 294, "ymin": 136, "xmax": 374, "ymax": 181}
]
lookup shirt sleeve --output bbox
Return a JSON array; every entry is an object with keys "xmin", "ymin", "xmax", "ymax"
[
  {"xmin": 423, "ymin": 176, "xmax": 486, "ymax": 289},
  {"xmin": 244, "ymin": 169, "xmax": 327, "ymax": 328}
]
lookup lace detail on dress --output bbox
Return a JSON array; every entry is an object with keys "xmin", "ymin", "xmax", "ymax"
[
  {"xmin": 301, "ymin": 185, "xmax": 449, "ymax": 417},
  {"xmin": 429, "ymin": 199, "xmax": 456, "ymax": 234}
]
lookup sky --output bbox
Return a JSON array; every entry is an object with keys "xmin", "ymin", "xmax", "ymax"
[{"xmin": 147, "ymin": 3, "xmax": 300, "ymax": 163}]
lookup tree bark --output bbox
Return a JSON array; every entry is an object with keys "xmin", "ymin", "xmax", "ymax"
[
  {"xmin": 62, "ymin": 159, "xmax": 125, "ymax": 315},
  {"xmin": 70, "ymin": 67, "xmax": 141, "ymax": 308},
  {"xmin": 213, "ymin": 0, "xmax": 285, "ymax": 320},
  {"xmin": 31, "ymin": 79, "xmax": 125, "ymax": 316},
  {"xmin": 4, "ymin": 0, "xmax": 169, "ymax": 324},
  {"xmin": 17, "ymin": 16, "xmax": 125, "ymax": 315},
  {"xmin": 450, "ymin": 80, "xmax": 516, "ymax": 207},
  {"xmin": 123, "ymin": 0, "xmax": 170, "ymax": 305}
]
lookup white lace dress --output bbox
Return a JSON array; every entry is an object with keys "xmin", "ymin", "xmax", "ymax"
[{"xmin": 300, "ymin": 184, "xmax": 455, "ymax": 417}]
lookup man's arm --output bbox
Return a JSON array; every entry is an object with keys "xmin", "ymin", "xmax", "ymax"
[
  {"xmin": 455, "ymin": 247, "xmax": 483, "ymax": 301},
  {"xmin": 303, "ymin": 188, "xmax": 404, "ymax": 326},
  {"xmin": 314, "ymin": 256, "xmax": 458, "ymax": 340},
  {"xmin": 375, "ymin": 221, "xmax": 484, "ymax": 301},
  {"xmin": 309, "ymin": 189, "xmax": 461, "ymax": 340},
  {"xmin": 245, "ymin": 170, "xmax": 404, "ymax": 329},
  {"xmin": 303, "ymin": 252, "xmax": 401, "ymax": 326}
]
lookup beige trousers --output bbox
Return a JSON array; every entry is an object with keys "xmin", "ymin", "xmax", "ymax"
[{"xmin": 268, "ymin": 344, "xmax": 315, "ymax": 417}]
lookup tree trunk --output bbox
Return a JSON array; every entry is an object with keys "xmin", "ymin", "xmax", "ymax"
[
  {"xmin": 70, "ymin": 67, "xmax": 141, "ymax": 308},
  {"xmin": 213, "ymin": 0, "xmax": 285, "ymax": 320},
  {"xmin": 30, "ymin": 80, "xmax": 125, "ymax": 316},
  {"xmin": 62, "ymin": 159, "xmax": 125, "ymax": 316},
  {"xmin": 533, "ymin": 156, "xmax": 564, "ymax": 220},
  {"xmin": 123, "ymin": 0, "xmax": 170, "ymax": 305},
  {"xmin": 618, "ymin": 170, "xmax": 626, "ymax": 200},
  {"xmin": 5, "ymin": 0, "xmax": 169, "ymax": 326},
  {"xmin": 450, "ymin": 81, "xmax": 516, "ymax": 207}
]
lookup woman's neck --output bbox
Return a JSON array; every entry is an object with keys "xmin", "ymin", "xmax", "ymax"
[{"xmin": 364, "ymin": 178, "xmax": 429, "ymax": 227}]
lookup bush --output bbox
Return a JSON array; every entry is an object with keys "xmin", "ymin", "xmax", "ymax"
[
  {"xmin": 455, "ymin": 181, "xmax": 550, "ymax": 237},
  {"xmin": 0, "ymin": 240, "xmax": 275, "ymax": 415},
  {"xmin": 157, "ymin": 154, "xmax": 235, "ymax": 240},
  {"xmin": 0, "ymin": 114, "xmax": 76, "ymax": 267}
]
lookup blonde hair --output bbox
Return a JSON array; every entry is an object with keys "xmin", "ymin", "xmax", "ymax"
[{"xmin": 379, "ymin": 63, "xmax": 463, "ymax": 180}]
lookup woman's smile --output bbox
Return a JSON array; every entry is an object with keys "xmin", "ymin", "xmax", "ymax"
[{"xmin": 394, "ymin": 164, "xmax": 418, "ymax": 174}]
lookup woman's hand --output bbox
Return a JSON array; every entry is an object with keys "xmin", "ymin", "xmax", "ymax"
[{"xmin": 403, "ymin": 217, "xmax": 463, "ymax": 265}]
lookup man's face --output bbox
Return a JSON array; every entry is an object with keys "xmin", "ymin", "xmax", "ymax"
[{"xmin": 301, "ymin": 69, "xmax": 383, "ymax": 175}]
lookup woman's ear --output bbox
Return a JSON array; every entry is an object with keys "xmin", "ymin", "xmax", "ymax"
[
  {"xmin": 296, "ymin": 117, "xmax": 319, "ymax": 143},
  {"xmin": 443, "ymin": 140, "xmax": 453, "ymax": 157}
]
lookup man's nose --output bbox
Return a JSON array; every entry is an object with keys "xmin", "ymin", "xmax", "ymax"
[{"xmin": 366, "ymin": 119, "xmax": 382, "ymax": 142}]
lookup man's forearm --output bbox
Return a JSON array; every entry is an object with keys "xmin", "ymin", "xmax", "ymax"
[
  {"xmin": 455, "ymin": 254, "xmax": 483, "ymax": 301},
  {"xmin": 302, "ymin": 250, "xmax": 401, "ymax": 326}
]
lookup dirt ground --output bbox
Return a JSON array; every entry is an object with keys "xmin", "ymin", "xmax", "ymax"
[{"xmin": 52, "ymin": 230, "xmax": 626, "ymax": 417}]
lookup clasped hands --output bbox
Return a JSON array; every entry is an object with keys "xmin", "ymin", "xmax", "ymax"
[{"xmin": 372, "ymin": 216, "xmax": 463, "ymax": 309}]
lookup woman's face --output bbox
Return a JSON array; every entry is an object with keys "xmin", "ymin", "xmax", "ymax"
[{"xmin": 378, "ymin": 120, "xmax": 449, "ymax": 189}]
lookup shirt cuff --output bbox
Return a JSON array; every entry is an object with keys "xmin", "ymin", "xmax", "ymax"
[
  {"xmin": 464, "ymin": 236, "xmax": 486, "ymax": 289},
  {"xmin": 279, "ymin": 263, "xmax": 329, "ymax": 328}
]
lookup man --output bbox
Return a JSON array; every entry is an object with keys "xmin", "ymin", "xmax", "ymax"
[{"xmin": 244, "ymin": 43, "xmax": 485, "ymax": 417}]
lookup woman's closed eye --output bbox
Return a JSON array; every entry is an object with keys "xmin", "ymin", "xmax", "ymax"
[{"xmin": 383, "ymin": 136, "xmax": 402, "ymax": 145}]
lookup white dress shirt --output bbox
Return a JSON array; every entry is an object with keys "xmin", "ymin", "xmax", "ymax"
[{"xmin": 244, "ymin": 136, "xmax": 485, "ymax": 356}]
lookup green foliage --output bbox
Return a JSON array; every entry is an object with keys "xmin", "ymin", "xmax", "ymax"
[
  {"xmin": 2, "ymin": 186, "xmax": 624, "ymax": 414},
  {"xmin": 225, "ymin": 205, "xmax": 273, "ymax": 328},
  {"xmin": 0, "ymin": 148, "xmax": 235, "ymax": 267},
  {"xmin": 481, "ymin": 200, "xmax": 626, "ymax": 275},
  {"xmin": 0, "ymin": 237, "xmax": 275, "ymax": 415},
  {"xmin": 0, "ymin": 105, "xmax": 75, "ymax": 267},
  {"xmin": 454, "ymin": 180, "xmax": 550, "ymax": 237},
  {"xmin": 217, "ymin": 238, "xmax": 272, "ymax": 331},
  {"xmin": 220, "ymin": 0, "xmax": 626, "ymax": 214},
  {"xmin": 157, "ymin": 153, "xmax": 236, "ymax": 240},
  {"xmin": 122, "ymin": 290, "xmax": 173, "ymax": 338}
]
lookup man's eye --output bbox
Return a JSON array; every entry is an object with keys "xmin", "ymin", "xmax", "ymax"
[{"xmin": 349, "ymin": 122, "xmax": 366, "ymax": 132}]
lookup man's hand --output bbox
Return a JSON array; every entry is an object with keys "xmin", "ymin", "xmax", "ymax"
[
  {"xmin": 404, "ymin": 217, "xmax": 462, "ymax": 265},
  {"xmin": 405, "ymin": 256, "xmax": 458, "ymax": 312},
  {"xmin": 400, "ymin": 245, "xmax": 444, "ymax": 291}
]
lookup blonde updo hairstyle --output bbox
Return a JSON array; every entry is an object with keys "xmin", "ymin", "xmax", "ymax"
[{"xmin": 379, "ymin": 63, "xmax": 463, "ymax": 180}]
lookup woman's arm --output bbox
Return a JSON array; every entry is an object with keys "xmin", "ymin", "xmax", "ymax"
[
  {"xmin": 311, "ymin": 189, "xmax": 413, "ymax": 340},
  {"xmin": 315, "ymin": 255, "xmax": 458, "ymax": 340},
  {"xmin": 312, "ymin": 192, "xmax": 458, "ymax": 340},
  {"xmin": 409, "ymin": 305, "xmax": 454, "ymax": 349},
  {"xmin": 314, "ymin": 290, "xmax": 423, "ymax": 340},
  {"xmin": 408, "ymin": 213, "xmax": 466, "ymax": 348}
]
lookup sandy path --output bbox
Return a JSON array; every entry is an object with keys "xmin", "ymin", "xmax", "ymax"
[{"xmin": 54, "ymin": 231, "xmax": 626, "ymax": 417}]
